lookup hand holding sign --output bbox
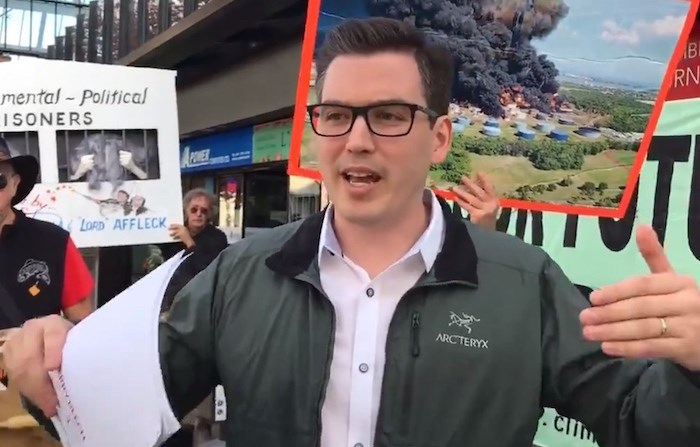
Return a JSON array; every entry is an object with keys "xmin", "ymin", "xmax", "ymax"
[
  {"xmin": 580, "ymin": 225, "xmax": 700, "ymax": 372},
  {"xmin": 169, "ymin": 223, "xmax": 195, "ymax": 249}
]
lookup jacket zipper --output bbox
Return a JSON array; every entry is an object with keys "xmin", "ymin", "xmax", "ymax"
[{"xmin": 411, "ymin": 311, "xmax": 421, "ymax": 357}]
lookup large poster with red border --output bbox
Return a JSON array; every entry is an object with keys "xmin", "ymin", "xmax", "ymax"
[{"xmin": 288, "ymin": 0, "xmax": 695, "ymax": 218}]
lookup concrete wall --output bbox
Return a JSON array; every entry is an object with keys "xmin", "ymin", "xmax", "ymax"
[{"xmin": 176, "ymin": 40, "xmax": 302, "ymax": 136}]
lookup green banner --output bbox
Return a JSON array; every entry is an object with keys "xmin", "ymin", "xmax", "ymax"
[{"xmin": 253, "ymin": 119, "xmax": 292, "ymax": 163}]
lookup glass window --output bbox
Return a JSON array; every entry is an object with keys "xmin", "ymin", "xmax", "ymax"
[
  {"xmin": 216, "ymin": 174, "xmax": 243, "ymax": 243},
  {"xmin": 0, "ymin": 0, "xmax": 88, "ymax": 55},
  {"xmin": 243, "ymin": 171, "xmax": 288, "ymax": 238},
  {"xmin": 181, "ymin": 174, "xmax": 207, "ymax": 194}
]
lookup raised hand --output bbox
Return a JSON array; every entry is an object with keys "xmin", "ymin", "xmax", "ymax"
[
  {"xmin": 70, "ymin": 154, "xmax": 95, "ymax": 180},
  {"xmin": 119, "ymin": 150, "xmax": 148, "ymax": 180},
  {"xmin": 452, "ymin": 172, "xmax": 500, "ymax": 230},
  {"xmin": 580, "ymin": 225, "xmax": 700, "ymax": 372}
]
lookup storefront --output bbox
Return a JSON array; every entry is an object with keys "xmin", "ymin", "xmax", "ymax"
[{"xmin": 179, "ymin": 117, "xmax": 321, "ymax": 242}]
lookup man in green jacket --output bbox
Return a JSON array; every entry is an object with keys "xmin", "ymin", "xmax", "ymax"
[{"xmin": 5, "ymin": 17, "xmax": 700, "ymax": 447}]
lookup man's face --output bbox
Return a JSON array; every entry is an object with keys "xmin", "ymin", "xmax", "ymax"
[
  {"xmin": 0, "ymin": 162, "xmax": 19, "ymax": 212},
  {"xmin": 186, "ymin": 196, "xmax": 210, "ymax": 230},
  {"xmin": 316, "ymin": 52, "xmax": 451, "ymax": 227}
]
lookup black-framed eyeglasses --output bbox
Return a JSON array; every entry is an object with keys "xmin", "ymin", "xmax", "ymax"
[{"xmin": 306, "ymin": 102, "xmax": 439, "ymax": 137}]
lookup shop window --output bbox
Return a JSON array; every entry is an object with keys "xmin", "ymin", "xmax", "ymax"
[
  {"xmin": 288, "ymin": 177, "xmax": 322, "ymax": 221},
  {"xmin": 243, "ymin": 171, "xmax": 289, "ymax": 237},
  {"xmin": 216, "ymin": 174, "xmax": 244, "ymax": 243}
]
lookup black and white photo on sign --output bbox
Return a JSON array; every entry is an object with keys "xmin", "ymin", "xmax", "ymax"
[
  {"xmin": 67, "ymin": 181, "xmax": 153, "ymax": 219},
  {"xmin": 0, "ymin": 131, "xmax": 41, "ymax": 182},
  {"xmin": 56, "ymin": 129, "xmax": 161, "ymax": 192}
]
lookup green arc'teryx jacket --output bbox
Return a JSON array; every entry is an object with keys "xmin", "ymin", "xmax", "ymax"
[{"xmin": 159, "ymin": 197, "xmax": 700, "ymax": 447}]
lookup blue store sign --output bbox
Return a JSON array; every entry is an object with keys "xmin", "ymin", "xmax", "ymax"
[{"xmin": 180, "ymin": 127, "xmax": 253, "ymax": 173}]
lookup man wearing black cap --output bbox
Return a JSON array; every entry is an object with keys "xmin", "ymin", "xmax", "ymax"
[
  {"xmin": 0, "ymin": 136, "xmax": 94, "ymax": 446},
  {"xmin": 0, "ymin": 136, "xmax": 95, "ymax": 330}
]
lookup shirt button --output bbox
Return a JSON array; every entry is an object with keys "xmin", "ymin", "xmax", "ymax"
[
  {"xmin": 359, "ymin": 363, "xmax": 369, "ymax": 373},
  {"xmin": 366, "ymin": 288, "xmax": 374, "ymax": 297}
]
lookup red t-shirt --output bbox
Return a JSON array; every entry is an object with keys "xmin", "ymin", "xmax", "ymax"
[{"xmin": 61, "ymin": 237, "xmax": 95, "ymax": 309}]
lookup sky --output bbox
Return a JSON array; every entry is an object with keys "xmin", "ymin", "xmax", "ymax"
[
  {"xmin": 0, "ymin": 0, "xmax": 87, "ymax": 54},
  {"xmin": 532, "ymin": 0, "xmax": 691, "ymax": 89}
]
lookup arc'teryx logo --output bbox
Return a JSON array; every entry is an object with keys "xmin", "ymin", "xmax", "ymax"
[
  {"xmin": 448, "ymin": 311, "xmax": 480, "ymax": 334},
  {"xmin": 436, "ymin": 311, "xmax": 489, "ymax": 349}
]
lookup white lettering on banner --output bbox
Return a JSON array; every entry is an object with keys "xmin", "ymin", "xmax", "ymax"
[
  {"xmin": 434, "ymin": 333, "xmax": 489, "ymax": 349},
  {"xmin": 112, "ymin": 217, "xmax": 167, "ymax": 231},
  {"xmin": 189, "ymin": 149, "xmax": 211, "ymax": 165}
]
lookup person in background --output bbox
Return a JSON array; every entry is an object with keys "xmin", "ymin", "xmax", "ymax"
[
  {"xmin": 452, "ymin": 172, "xmax": 499, "ymax": 230},
  {"xmin": 160, "ymin": 188, "xmax": 229, "ymax": 313},
  {"xmin": 0, "ymin": 137, "xmax": 94, "ymax": 447},
  {"xmin": 158, "ymin": 188, "xmax": 228, "ymax": 447}
]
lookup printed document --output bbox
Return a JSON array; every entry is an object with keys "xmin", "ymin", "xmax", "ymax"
[{"xmin": 49, "ymin": 252, "xmax": 189, "ymax": 447}]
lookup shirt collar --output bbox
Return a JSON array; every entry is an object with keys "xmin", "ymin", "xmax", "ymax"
[{"xmin": 317, "ymin": 189, "xmax": 445, "ymax": 272}]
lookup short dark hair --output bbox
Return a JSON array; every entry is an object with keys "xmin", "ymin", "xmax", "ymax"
[{"xmin": 315, "ymin": 17, "xmax": 454, "ymax": 114}]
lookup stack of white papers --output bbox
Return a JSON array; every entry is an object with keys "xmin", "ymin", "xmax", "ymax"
[{"xmin": 49, "ymin": 252, "xmax": 189, "ymax": 447}]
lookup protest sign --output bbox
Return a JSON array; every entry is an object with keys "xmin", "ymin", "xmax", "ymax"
[
  {"xmin": 0, "ymin": 60, "xmax": 182, "ymax": 248},
  {"xmin": 288, "ymin": 0, "xmax": 694, "ymax": 217}
]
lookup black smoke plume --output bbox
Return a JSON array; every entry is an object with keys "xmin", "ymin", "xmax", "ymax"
[{"xmin": 364, "ymin": 0, "xmax": 570, "ymax": 117}]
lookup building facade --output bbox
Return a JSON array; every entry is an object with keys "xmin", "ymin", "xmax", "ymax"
[{"xmin": 1, "ymin": 0, "xmax": 322, "ymax": 302}]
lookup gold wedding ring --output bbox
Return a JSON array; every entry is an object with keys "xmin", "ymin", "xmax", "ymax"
[{"xmin": 660, "ymin": 317, "xmax": 668, "ymax": 337}]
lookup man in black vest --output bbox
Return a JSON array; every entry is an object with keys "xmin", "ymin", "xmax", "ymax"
[
  {"xmin": 0, "ymin": 137, "xmax": 95, "ymax": 330},
  {"xmin": 0, "ymin": 137, "xmax": 94, "ymax": 446}
]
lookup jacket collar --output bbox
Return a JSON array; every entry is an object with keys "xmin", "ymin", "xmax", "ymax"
[
  {"xmin": 265, "ymin": 194, "xmax": 479, "ymax": 287},
  {"xmin": 317, "ymin": 190, "xmax": 445, "ymax": 273}
]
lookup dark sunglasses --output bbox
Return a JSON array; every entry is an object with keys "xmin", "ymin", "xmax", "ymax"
[
  {"xmin": 189, "ymin": 206, "xmax": 209, "ymax": 216},
  {"xmin": 0, "ymin": 173, "xmax": 7, "ymax": 190}
]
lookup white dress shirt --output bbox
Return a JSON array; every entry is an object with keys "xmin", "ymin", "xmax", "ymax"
[{"xmin": 318, "ymin": 191, "xmax": 446, "ymax": 447}]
